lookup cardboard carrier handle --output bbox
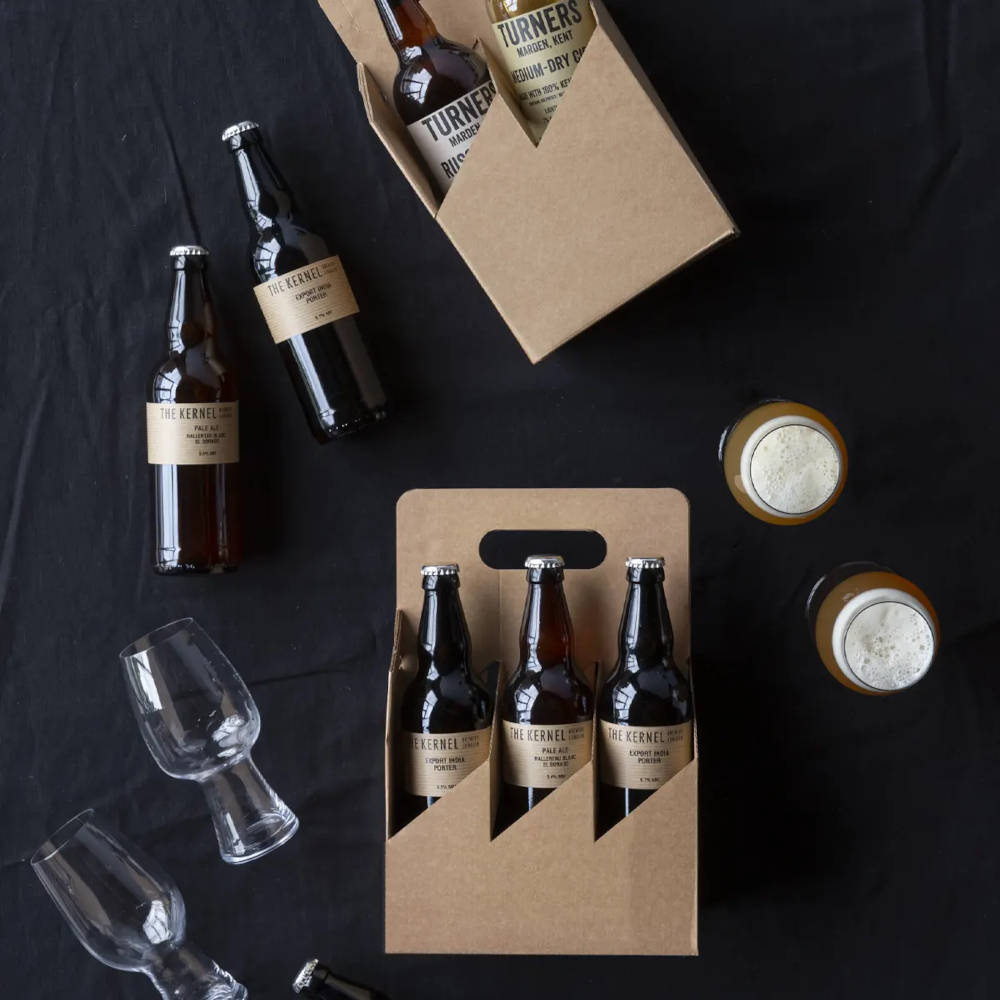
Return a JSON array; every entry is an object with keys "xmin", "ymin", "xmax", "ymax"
[{"xmin": 479, "ymin": 529, "xmax": 607, "ymax": 570}]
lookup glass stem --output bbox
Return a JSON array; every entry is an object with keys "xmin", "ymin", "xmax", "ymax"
[
  {"xmin": 199, "ymin": 754, "xmax": 297, "ymax": 864},
  {"xmin": 147, "ymin": 941, "xmax": 244, "ymax": 999}
]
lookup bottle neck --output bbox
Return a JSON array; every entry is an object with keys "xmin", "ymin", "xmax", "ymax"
[
  {"xmin": 619, "ymin": 572, "xmax": 675, "ymax": 671},
  {"xmin": 166, "ymin": 264, "xmax": 215, "ymax": 355},
  {"xmin": 417, "ymin": 581, "xmax": 470, "ymax": 679},
  {"xmin": 230, "ymin": 137, "xmax": 294, "ymax": 232},
  {"xmin": 373, "ymin": 0, "xmax": 437, "ymax": 63},
  {"xmin": 520, "ymin": 570, "xmax": 574, "ymax": 670}
]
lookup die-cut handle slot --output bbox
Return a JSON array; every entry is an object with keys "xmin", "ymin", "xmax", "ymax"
[{"xmin": 479, "ymin": 529, "xmax": 607, "ymax": 570}]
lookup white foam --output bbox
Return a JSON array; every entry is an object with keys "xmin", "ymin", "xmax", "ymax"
[
  {"xmin": 844, "ymin": 602, "xmax": 935, "ymax": 691},
  {"xmin": 749, "ymin": 424, "xmax": 840, "ymax": 515}
]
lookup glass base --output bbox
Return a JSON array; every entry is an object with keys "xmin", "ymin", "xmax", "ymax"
[{"xmin": 221, "ymin": 812, "xmax": 299, "ymax": 865}]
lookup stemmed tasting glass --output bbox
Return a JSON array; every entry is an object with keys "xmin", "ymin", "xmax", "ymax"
[
  {"xmin": 120, "ymin": 618, "xmax": 298, "ymax": 864},
  {"xmin": 31, "ymin": 809, "xmax": 247, "ymax": 999}
]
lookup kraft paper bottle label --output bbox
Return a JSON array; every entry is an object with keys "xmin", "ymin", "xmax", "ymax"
[
  {"xmin": 598, "ymin": 720, "xmax": 693, "ymax": 790},
  {"xmin": 502, "ymin": 720, "xmax": 592, "ymax": 788},
  {"xmin": 402, "ymin": 729, "xmax": 490, "ymax": 798},
  {"xmin": 146, "ymin": 402, "xmax": 239, "ymax": 466},
  {"xmin": 406, "ymin": 81, "xmax": 496, "ymax": 194},
  {"xmin": 491, "ymin": 0, "xmax": 596, "ymax": 124},
  {"xmin": 253, "ymin": 256, "xmax": 359, "ymax": 344}
]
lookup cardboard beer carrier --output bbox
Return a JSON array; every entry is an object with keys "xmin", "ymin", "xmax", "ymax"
[
  {"xmin": 383, "ymin": 489, "xmax": 698, "ymax": 955},
  {"xmin": 316, "ymin": 0, "xmax": 736, "ymax": 362}
]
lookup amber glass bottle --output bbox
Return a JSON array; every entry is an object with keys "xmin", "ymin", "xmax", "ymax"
[
  {"xmin": 497, "ymin": 555, "xmax": 593, "ymax": 832},
  {"xmin": 486, "ymin": 0, "xmax": 596, "ymax": 127},
  {"xmin": 396, "ymin": 565, "xmax": 493, "ymax": 831},
  {"xmin": 147, "ymin": 246, "xmax": 241, "ymax": 575},
  {"xmin": 597, "ymin": 558, "xmax": 693, "ymax": 833},
  {"xmin": 223, "ymin": 121, "xmax": 387, "ymax": 443},
  {"xmin": 373, "ymin": 0, "xmax": 495, "ymax": 194},
  {"xmin": 293, "ymin": 958, "xmax": 388, "ymax": 999}
]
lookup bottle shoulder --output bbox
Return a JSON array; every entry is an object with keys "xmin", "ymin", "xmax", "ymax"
[
  {"xmin": 501, "ymin": 661, "xmax": 593, "ymax": 724},
  {"xmin": 393, "ymin": 41, "xmax": 491, "ymax": 123},
  {"xmin": 150, "ymin": 353, "xmax": 237, "ymax": 403},
  {"xmin": 400, "ymin": 669, "xmax": 492, "ymax": 732},
  {"xmin": 252, "ymin": 223, "xmax": 330, "ymax": 282},
  {"xmin": 597, "ymin": 662, "xmax": 692, "ymax": 725}
]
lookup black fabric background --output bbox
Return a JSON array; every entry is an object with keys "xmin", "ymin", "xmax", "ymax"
[{"xmin": 2, "ymin": 1, "xmax": 1000, "ymax": 997}]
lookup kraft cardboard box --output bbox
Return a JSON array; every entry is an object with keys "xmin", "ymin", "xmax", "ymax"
[
  {"xmin": 316, "ymin": 1, "xmax": 736, "ymax": 363},
  {"xmin": 384, "ymin": 488, "xmax": 697, "ymax": 955}
]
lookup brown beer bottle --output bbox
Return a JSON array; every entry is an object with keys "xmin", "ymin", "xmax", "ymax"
[
  {"xmin": 222, "ymin": 121, "xmax": 387, "ymax": 443},
  {"xmin": 497, "ymin": 555, "xmax": 593, "ymax": 832},
  {"xmin": 293, "ymin": 958, "xmax": 389, "ymax": 999},
  {"xmin": 396, "ymin": 565, "xmax": 493, "ymax": 831},
  {"xmin": 597, "ymin": 558, "xmax": 693, "ymax": 833},
  {"xmin": 147, "ymin": 246, "xmax": 241, "ymax": 574},
  {"xmin": 373, "ymin": 0, "xmax": 496, "ymax": 195}
]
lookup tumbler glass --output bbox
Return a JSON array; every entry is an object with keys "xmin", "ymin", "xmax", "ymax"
[
  {"xmin": 31, "ymin": 809, "xmax": 247, "ymax": 999},
  {"xmin": 120, "ymin": 618, "xmax": 298, "ymax": 863}
]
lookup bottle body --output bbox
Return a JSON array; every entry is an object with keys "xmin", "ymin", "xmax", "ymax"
[
  {"xmin": 397, "ymin": 565, "xmax": 493, "ymax": 831},
  {"xmin": 498, "ymin": 556, "xmax": 593, "ymax": 832},
  {"xmin": 486, "ymin": 0, "xmax": 596, "ymax": 127},
  {"xmin": 223, "ymin": 121, "xmax": 387, "ymax": 443},
  {"xmin": 374, "ymin": 0, "xmax": 495, "ymax": 195},
  {"xmin": 148, "ymin": 247, "xmax": 241, "ymax": 574},
  {"xmin": 597, "ymin": 558, "xmax": 693, "ymax": 832}
]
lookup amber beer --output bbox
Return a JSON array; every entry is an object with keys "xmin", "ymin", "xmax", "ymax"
[
  {"xmin": 486, "ymin": 0, "xmax": 596, "ymax": 128},
  {"xmin": 597, "ymin": 558, "xmax": 692, "ymax": 832},
  {"xmin": 396, "ymin": 565, "xmax": 493, "ymax": 830},
  {"xmin": 147, "ymin": 246, "xmax": 241, "ymax": 574},
  {"xmin": 498, "ymin": 555, "xmax": 593, "ymax": 831},
  {"xmin": 222, "ymin": 121, "xmax": 387, "ymax": 442},
  {"xmin": 373, "ymin": 0, "xmax": 495, "ymax": 194}
]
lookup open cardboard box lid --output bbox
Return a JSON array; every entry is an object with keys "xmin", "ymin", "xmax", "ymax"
[{"xmin": 317, "ymin": 1, "xmax": 737, "ymax": 362}]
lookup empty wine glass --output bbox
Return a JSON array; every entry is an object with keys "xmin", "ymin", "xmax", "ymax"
[
  {"xmin": 32, "ymin": 809, "xmax": 247, "ymax": 999},
  {"xmin": 120, "ymin": 618, "xmax": 298, "ymax": 864}
]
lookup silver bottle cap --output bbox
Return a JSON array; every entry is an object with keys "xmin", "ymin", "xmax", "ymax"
[
  {"xmin": 524, "ymin": 555, "xmax": 565, "ymax": 569},
  {"xmin": 421, "ymin": 564, "xmax": 459, "ymax": 576},
  {"xmin": 220, "ymin": 120, "xmax": 260, "ymax": 141},
  {"xmin": 292, "ymin": 958, "xmax": 318, "ymax": 993},
  {"xmin": 169, "ymin": 245, "xmax": 209, "ymax": 257},
  {"xmin": 626, "ymin": 556, "xmax": 665, "ymax": 570}
]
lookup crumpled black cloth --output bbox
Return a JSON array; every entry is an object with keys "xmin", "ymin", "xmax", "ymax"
[{"xmin": 2, "ymin": 0, "xmax": 999, "ymax": 997}]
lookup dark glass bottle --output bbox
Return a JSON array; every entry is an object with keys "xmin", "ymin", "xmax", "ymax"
[
  {"xmin": 148, "ymin": 246, "xmax": 241, "ymax": 574},
  {"xmin": 222, "ymin": 121, "xmax": 387, "ymax": 443},
  {"xmin": 597, "ymin": 557, "xmax": 693, "ymax": 833},
  {"xmin": 497, "ymin": 555, "xmax": 593, "ymax": 833},
  {"xmin": 396, "ymin": 565, "xmax": 493, "ymax": 831},
  {"xmin": 293, "ymin": 958, "xmax": 388, "ymax": 999},
  {"xmin": 373, "ymin": 0, "xmax": 495, "ymax": 194}
]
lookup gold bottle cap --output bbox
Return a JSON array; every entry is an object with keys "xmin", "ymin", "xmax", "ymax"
[{"xmin": 220, "ymin": 120, "xmax": 260, "ymax": 141}]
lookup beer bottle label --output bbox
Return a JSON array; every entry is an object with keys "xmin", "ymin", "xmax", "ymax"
[
  {"xmin": 491, "ymin": 0, "xmax": 596, "ymax": 124},
  {"xmin": 402, "ymin": 729, "xmax": 491, "ymax": 798},
  {"xmin": 598, "ymin": 720, "xmax": 693, "ymax": 790},
  {"xmin": 406, "ymin": 81, "xmax": 496, "ymax": 194},
  {"xmin": 253, "ymin": 256, "xmax": 359, "ymax": 345},
  {"xmin": 502, "ymin": 720, "xmax": 592, "ymax": 789},
  {"xmin": 146, "ymin": 402, "xmax": 239, "ymax": 466}
]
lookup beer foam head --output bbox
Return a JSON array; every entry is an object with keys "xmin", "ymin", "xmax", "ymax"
[
  {"xmin": 747, "ymin": 423, "xmax": 840, "ymax": 515},
  {"xmin": 844, "ymin": 602, "xmax": 935, "ymax": 691}
]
